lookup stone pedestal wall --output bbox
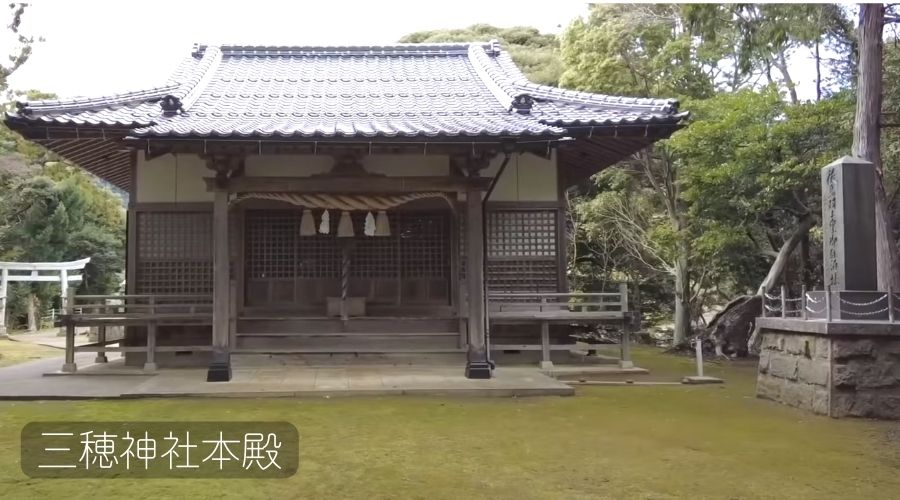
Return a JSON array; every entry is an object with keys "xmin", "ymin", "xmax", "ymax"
[
  {"xmin": 756, "ymin": 318, "xmax": 900, "ymax": 420},
  {"xmin": 830, "ymin": 337, "xmax": 900, "ymax": 418},
  {"xmin": 757, "ymin": 332, "xmax": 831, "ymax": 415}
]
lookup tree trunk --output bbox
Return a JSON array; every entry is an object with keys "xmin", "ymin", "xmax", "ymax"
[
  {"xmin": 708, "ymin": 215, "xmax": 815, "ymax": 356},
  {"xmin": 853, "ymin": 4, "xmax": 900, "ymax": 290},
  {"xmin": 26, "ymin": 294, "xmax": 37, "ymax": 332},
  {"xmin": 673, "ymin": 236, "xmax": 691, "ymax": 346},
  {"xmin": 706, "ymin": 294, "xmax": 761, "ymax": 357},
  {"xmin": 773, "ymin": 51, "xmax": 800, "ymax": 104},
  {"xmin": 757, "ymin": 214, "xmax": 816, "ymax": 295},
  {"xmin": 815, "ymin": 39, "xmax": 822, "ymax": 101},
  {"xmin": 632, "ymin": 280, "xmax": 643, "ymax": 333},
  {"xmin": 800, "ymin": 231, "xmax": 813, "ymax": 286}
]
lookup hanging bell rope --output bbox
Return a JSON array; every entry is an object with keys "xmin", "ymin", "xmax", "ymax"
[{"xmin": 340, "ymin": 245, "xmax": 350, "ymax": 321}]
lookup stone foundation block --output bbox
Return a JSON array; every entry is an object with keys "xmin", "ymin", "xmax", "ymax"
[
  {"xmin": 832, "ymin": 339, "xmax": 875, "ymax": 361},
  {"xmin": 756, "ymin": 321, "xmax": 900, "ymax": 420},
  {"xmin": 769, "ymin": 355, "xmax": 798, "ymax": 380},
  {"xmin": 797, "ymin": 358, "xmax": 829, "ymax": 386}
]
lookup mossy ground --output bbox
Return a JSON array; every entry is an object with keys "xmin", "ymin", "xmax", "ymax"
[
  {"xmin": 0, "ymin": 338, "xmax": 61, "ymax": 367},
  {"xmin": 0, "ymin": 346, "xmax": 897, "ymax": 499}
]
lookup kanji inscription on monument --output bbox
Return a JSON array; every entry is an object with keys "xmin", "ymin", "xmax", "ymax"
[{"xmin": 820, "ymin": 156, "xmax": 877, "ymax": 290}]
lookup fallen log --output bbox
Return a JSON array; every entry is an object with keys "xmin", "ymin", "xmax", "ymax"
[{"xmin": 704, "ymin": 294, "xmax": 761, "ymax": 357}]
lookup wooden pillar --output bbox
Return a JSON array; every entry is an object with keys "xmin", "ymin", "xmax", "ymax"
[
  {"xmin": 62, "ymin": 292, "xmax": 76, "ymax": 373},
  {"xmin": 539, "ymin": 321, "xmax": 552, "ymax": 370},
  {"xmin": 145, "ymin": 321, "xmax": 157, "ymax": 371},
  {"xmin": 465, "ymin": 182, "xmax": 491, "ymax": 379},
  {"xmin": 0, "ymin": 267, "xmax": 7, "ymax": 338},
  {"xmin": 95, "ymin": 324, "xmax": 108, "ymax": 363},
  {"xmin": 619, "ymin": 282, "xmax": 633, "ymax": 369},
  {"xmin": 58, "ymin": 269, "xmax": 68, "ymax": 337},
  {"xmin": 619, "ymin": 323, "xmax": 633, "ymax": 369},
  {"xmin": 208, "ymin": 187, "xmax": 232, "ymax": 381}
]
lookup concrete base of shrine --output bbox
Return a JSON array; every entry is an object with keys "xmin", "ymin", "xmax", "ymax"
[
  {"xmin": 755, "ymin": 318, "xmax": 900, "ymax": 420},
  {"xmin": 0, "ymin": 354, "xmax": 574, "ymax": 399}
]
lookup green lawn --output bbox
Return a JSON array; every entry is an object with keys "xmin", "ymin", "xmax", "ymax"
[
  {"xmin": 0, "ymin": 347, "xmax": 897, "ymax": 499},
  {"xmin": 0, "ymin": 338, "xmax": 61, "ymax": 367}
]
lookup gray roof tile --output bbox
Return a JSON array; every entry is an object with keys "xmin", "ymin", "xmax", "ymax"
[{"xmin": 9, "ymin": 42, "xmax": 685, "ymax": 139}]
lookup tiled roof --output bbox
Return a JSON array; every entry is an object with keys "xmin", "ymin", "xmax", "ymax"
[{"xmin": 8, "ymin": 42, "xmax": 685, "ymax": 139}]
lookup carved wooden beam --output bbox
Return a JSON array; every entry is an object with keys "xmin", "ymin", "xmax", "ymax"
[{"xmin": 204, "ymin": 175, "xmax": 491, "ymax": 193}]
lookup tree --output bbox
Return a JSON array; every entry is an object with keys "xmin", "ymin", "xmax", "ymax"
[
  {"xmin": 562, "ymin": 4, "xmax": 861, "ymax": 350},
  {"xmin": 0, "ymin": 164, "xmax": 125, "ymax": 330},
  {"xmin": 852, "ymin": 4, "xmax": 900, "ymax": 291},
  {"xmin": 683, "ymin": 4, "xmax": 855, "ymax": 103},
  {"xmin": 560, "ymin": 4, "xmax": 725, "ymax": 346},
  {"xmin": 670, "ymin": 90, "xmax": 854, "ymax": 353},
  {"xmin": 0, "ymin": 3, "xmax": 39, "ymax": 94},
  {"xmin": 400, "ymin": 24, "xmax": 563, "ymax": 85}
]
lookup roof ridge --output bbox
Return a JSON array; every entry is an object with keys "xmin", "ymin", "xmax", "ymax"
[
  {"xmin": 517, "ymin": 81, "xmax": 679, "ymax": 113},
  {"xmin": 176, "ymin": 45, "xmax": 223, "ymax": 112},
  {"xmin": 466, "ymin": 43, "xmax": 520, "ymax": 113},
  {"xmin": 12, "ymin": 84, "xmax": 178, "ymax": 116},
  {"xmin": 193, "ymin": 42, "xmax": 492, "ymax": 57},
  {"xmin": 484, "ymin": 49, "xmax": 679, "ymax": 114}
]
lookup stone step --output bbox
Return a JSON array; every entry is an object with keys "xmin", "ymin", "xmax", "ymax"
[
  {"xmin": 231, "ymin": 351, "xmax": 467, "ymax": 367},
  {"xmin": 236, "ymin": 331, "xmax": 457, "ymax": 337},
  {"xmin": 237, "ymin": 317, "xmax": 459, "ymax": 334},
  {"xmin": 235, "ymin": 332, "xmax": 461, "ymax": 350},
  {"xmin": 234, "ymin": 347, "xmax": 465, "ymax": 354}
]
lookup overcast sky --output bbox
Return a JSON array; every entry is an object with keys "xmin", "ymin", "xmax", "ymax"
[{"xmin": 4, "ymin": 0, "xmax": 819, "ymax": 100}]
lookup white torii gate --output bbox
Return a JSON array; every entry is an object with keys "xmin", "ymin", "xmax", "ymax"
[{"xmin": 0, "ymin": 258, "xmax": 90, "ymax": 337}]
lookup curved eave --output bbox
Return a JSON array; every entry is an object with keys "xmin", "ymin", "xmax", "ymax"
[
  {"xmin": 541, "ymin": 113, "xmax": 688, "ymax": 129},
  {"xmin": 4, "ymin": 112, "xmax": 152, "ymax": 135},
  {"xmin": 126, "ymin": 128, "xmax": 568, "ymax": 141},
  {"xmin": 12, "ymin": 84, "xmax": 177, "ymax": 116}
]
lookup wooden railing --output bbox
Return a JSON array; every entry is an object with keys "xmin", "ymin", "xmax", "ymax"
[
  {"xmin": 66, "ymin": 294, "xmax": 214, "ymax": 319},
  {"xmin": 59, "ymin": 294, "xmax": 213, "ymax": 373},
  {"xmin": 487, "ymin": 286, "xmax": 632, "ymax": 369},
  {"xmin": 489, "ymin": 286, "xmax": 629, "ymax": 316}
]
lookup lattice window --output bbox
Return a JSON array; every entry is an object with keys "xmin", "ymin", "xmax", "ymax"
[
  {"xmin": 486, "ymin": 259, "xmax": 558, "ymax": 294},
  {"xmin": 136, "ymin": 211, "xmax": 212, "ymax": 294},
  {"xmin": 487, "ymin": 210, "xmax": 557, "ymax": 258},
  {"xmin": 245, "ymin": 210, "xmax": 340, "ymax": 279},
  {"xmin": 486, "ymin": 208, "xmax": 559, "ymax": 293},
  {"xmin": 398, "ymin": 212, "xmax": 449, "ymax": 278},
  {"xmin": 456, "ymin": 207, "xmax": 560, "ymax": 293},
  {"xmin": 244, "ymin": 210, "xmax": 448, "ymax": 280}
]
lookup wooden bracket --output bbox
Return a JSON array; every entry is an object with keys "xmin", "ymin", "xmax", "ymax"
[
  {"xmin": 451, "ymin": 151, "xmax": 495, "ymax": 178},
  {"xmin": 204, "ymin": 153, "xmax": 245, "ymax": 188}
]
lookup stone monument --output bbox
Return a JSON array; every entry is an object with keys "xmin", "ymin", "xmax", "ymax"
[
  {"xmin": 821, "ymin": 156, "xmax": 877, "ymax": 290},
  {"xmin": 755, "ymin": 156, "xmax": 900, "ymax": 420}
]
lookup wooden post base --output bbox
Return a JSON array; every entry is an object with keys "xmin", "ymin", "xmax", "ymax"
[
  {"xmin": 94, "ymin": 354, "xmax": 108, "ymax": 364},
  {"xmin": 465, "ymin": 361, "xmax": 492, "ymax": 379},
  {"xmin": 61, "ymin": 362, "xmax": 77, "ymax": 373},
  {"xmin": 206, "ymin": 351, "xmax": 232, "ymax": 382}
]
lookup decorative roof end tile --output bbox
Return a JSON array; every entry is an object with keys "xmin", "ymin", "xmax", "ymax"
[
  {"xmin": 488, "ymin": 39, "xmax": 502, "ymax": 56},
  {"xmin": 510, "ymin": 94, "xmax": 534, "ymax": 115},
  {"xmin": 159, "ymin": 95, "xmax": 183, "ymax": 117}
]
